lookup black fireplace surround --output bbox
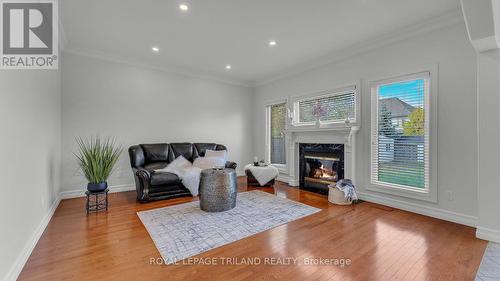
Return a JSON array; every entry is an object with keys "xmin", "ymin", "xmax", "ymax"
[{"xmin": 299, "ymin": 143, "xmax": 344, "ymax": 195}]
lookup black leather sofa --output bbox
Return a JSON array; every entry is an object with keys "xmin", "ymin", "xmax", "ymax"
[{"xmin": 128, "ymin": 142, "xmax": 237, "ymax": 202}]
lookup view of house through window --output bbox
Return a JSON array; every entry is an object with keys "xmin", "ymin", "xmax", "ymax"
[
  {"xmin": 372, "ymin": 75, "xmax": 429, "ymax": 190},
  {"xmin": 270, "ymin": 103, "xmax": 287, "ymax": 164}
]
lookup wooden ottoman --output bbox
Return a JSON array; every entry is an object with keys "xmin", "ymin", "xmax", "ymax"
[{"xmin": 244, "ymin": 164, "xmax": 279, "ymax": 187}]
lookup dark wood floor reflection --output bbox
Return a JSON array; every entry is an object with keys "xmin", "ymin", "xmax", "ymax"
[{"xmin": 18, "ymin": 177, "xmax": 486, "ymax": 281}]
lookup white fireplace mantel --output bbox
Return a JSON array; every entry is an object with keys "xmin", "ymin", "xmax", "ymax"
[{"xmin": 283, "ymin": 125, "xmax": 360, "ymax": 187}]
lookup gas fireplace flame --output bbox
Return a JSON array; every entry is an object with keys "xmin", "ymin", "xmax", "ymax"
[
  {"xmin": 318, "ymin": 164, "xmax": 331, "ymax": 178},
  {"xmin": 311, "ymin": 164, "xmax": 337, "ymax": 181}
]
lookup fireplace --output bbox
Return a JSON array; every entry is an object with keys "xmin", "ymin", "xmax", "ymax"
[{"xmin": 299, "ymin": 143, "xmax": 344, "ymax": 195}]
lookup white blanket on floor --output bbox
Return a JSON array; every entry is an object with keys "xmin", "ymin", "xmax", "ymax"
[{"xmin": 244, "ymin": 164, "xmax": 279, "ymax": 186}]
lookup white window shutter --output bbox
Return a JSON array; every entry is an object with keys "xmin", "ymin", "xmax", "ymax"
[
  {"xmin": 269, "ymin": 103, "xmax": 287, "ymax": 164},
  {"xmin": 371, "ymin": 72, "xmax": 430, "ymax": 191},
  {"xmin": 296, "ymin": 87, "xmax": 356, "ymax": 125}
]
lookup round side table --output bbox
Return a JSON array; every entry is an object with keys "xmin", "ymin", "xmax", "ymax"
[
  {"xmin": 85, "ymin": 188, "xmax": 109, "ymax": 214},
  {"xmin": 199, "ymin": 168, "xmax": 237, "ymax": 212}
]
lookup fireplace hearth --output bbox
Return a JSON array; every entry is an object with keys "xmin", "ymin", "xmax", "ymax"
[{"xmin": 299, "ymin": 143, "xmax": 344, "ymax": 195}]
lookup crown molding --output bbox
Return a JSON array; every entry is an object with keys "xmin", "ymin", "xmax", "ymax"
[
  {"xmin": 62, "ymin": 46, "xmax": 253, "ymax": 88},
  {"xmin": 253, "ymin": 8, "xmax": 465, "ymax": 87}
]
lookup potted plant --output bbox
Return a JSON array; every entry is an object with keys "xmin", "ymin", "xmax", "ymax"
[{"xmin": 75, "ymin": 136, "xmax": 123, "ymax": 192}]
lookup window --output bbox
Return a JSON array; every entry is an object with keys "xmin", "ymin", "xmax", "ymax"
[
  {"xmin": 267, "ymin": 102, "xmax": 287, "ymax": 165},
  {"xmin": 371, "ymin": 72, "xmax": 430, "ymax": 192},
  {"xmin": 294, "ymin": 88, "xmax": 356, "ymax": 125}
]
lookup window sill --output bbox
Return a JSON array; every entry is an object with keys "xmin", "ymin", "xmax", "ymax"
[
  {"xmin": 292, "ymin": 120, "xmax": 357, "ymax": 127},
  {"xmin": 285, "ymin": 125, "xmax": 358, "ymax": 134},
  {"xmin": 367, "ymin": 182, "xmax": 437, "ymax": 203}
]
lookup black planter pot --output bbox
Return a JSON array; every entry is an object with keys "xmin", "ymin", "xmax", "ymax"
[{"xmin": 87, "ymin": 181, "xmax": 108, "ymax": 192}]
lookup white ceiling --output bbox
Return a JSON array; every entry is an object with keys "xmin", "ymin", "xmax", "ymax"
[{"xmin": 61, "ymin": 0, "xmax": 461, "ymax": 86}]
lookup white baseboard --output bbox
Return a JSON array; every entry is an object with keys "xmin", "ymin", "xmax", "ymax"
[
  {"xmin": 4, "ymin": 195, "xmax": 61, "ymax": 281},
  {"xmin": 276, "ymin": 174, "xmax": 291, "ymax": 183},
  {"xmin": 288, "ymin": 179, "xmax": 299, "ymax": 187},
  {"xmin": 357, "ymin": 191, "xmax": 478, "ymax": 227},
  {"xmin": 60, "ymin": 184, "xmax": 136, "ymax": 199},
  {"xmin": 61, "ymin": 172, "xmax": 246, "ymax": 200},
  {"xmin": 476, "ymin": 227, "xmax": 500, "ymax": 243}
]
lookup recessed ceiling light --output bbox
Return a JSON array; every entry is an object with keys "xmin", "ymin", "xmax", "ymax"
[
  {"xmin": 151, "ymin": 46, "xmax": 159, "ymax": 52},
  {"xmin": 269, "ymin": 40, "xmax": 277, "ymax": 46},
  {"xmin": 179, "ymin": 3, "xmax": 189, "ymax": 11},
  {"xmin": 225, "ymin": 65, "xmax": 232, "ymax": 70}
]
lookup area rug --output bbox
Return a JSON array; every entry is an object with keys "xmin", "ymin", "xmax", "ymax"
[
  {"xmin": 476, "ymin": 242, "xmax": 500, "ymax": 281},
  {"xmin": 137, "ymin": 190, "xmax": 320, "ymax": 264}
]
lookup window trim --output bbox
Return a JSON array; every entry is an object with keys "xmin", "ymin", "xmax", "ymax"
[
  {"xmin": 368, "ymin": 67, "xmax": 438, "ymax": 202},
  {"xmin": 265, "ymin": 99, "xmax": 289, "ymax": 171},
  {"xmin": 291, "ymin": 84, "xmax": 360, "ymax": 127}
]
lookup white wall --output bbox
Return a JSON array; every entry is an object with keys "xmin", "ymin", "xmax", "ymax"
[
  {"xmin": 61, "ymin": 52, "xmax": 254, "ymax": 194},
  {"xmin": 475, "ymin": 49, "xmax": 500, "ymax": 241},
  {"xmin": 462, "ymin": 0, "xmax": 500, "ymax": 242},
  {"xmin": 253, "ymin": 23, "xmax": 478, "ymax": 222},
  {"xmin": 0, "ymin": 70, "xmax": 61, "ymax": 281}
]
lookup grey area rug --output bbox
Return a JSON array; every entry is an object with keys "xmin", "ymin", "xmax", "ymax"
[
  {"xmin": 476, "ymin": 242, "xmax": 500, "ymax": 281},
  {"xmin": 137, "ymin": 190, "xmax": 320, "ymax": 264}
]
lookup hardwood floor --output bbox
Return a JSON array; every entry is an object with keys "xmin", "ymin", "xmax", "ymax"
[{"xmin": 18, "ymin": 178, "xmax": 486, "ymax": 281}]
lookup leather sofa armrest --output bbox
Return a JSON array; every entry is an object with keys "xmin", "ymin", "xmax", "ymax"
[
  {"xmin": 136, "ymin": 167, "xmax": 151, "ymax": 179},
  {"xmin": 225, "ymin": 161, "xmax": 237, "ymax": 169},
  {"xmin": 134, "ymin": 168, "xmax": 152, "ymax": 202}
]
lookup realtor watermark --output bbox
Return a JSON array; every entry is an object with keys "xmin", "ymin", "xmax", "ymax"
[
  {"xmin": 0, "ymin": 0, "xmax": 58, "ymax": 69},
  {"xmin": 150, "ymin": 256, "xmax": 352, "ymax": 267}
]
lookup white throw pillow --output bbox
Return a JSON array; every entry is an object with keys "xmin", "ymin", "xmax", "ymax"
[
  {"xmin": 155, "ymin": 155, "xmax": 191, "ymax": 174},
  {"xmin": 205, "ymin": 149, "xmax": 228, "ymax": 162},
  {"xmin": 193, "ymin": 156, "xmax": 226, "ymax": 170}
]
